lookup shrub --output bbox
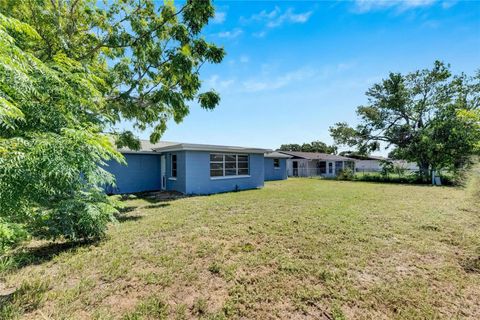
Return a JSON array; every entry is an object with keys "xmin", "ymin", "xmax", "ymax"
[
  {"xmin": 29, "ymin": 191, "xmax": 121, "ymax": 241},
  {"xmin": 393, "ymin": 164, "xmax": 407, "ymax": 177},
  {"xmin": 353, "ymin": 172, "xmax": 425, "ymax": 184},
  {"xmin": 379, "ymin": 160, "xmax": 395, "ymax": 177},
  {"xmin": 337, "ymin": 168, "xmax": 354, "ymax": 180},
  {"xmin": 0, "ymin": 219, "xmax": 28, "ymax": 254}
]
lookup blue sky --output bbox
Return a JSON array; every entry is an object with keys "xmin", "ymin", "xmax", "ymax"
[{"xmin": 128, "ymin": 0, "xmax": 480, "ymax": 154}]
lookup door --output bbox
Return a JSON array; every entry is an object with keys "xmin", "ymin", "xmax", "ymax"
[
  {"xmin": 318, "ymin": 161, "xmax": 326, "ymax": 175},
  {"xmin": 328, "ymin": 162, "xmax": 333, "ymax": 175},
  {"xmin": 292, "ymin": 161, "xmax": 298, "ymax": 176},
  {"xmin": 335, "ymin": 161, "xmax": 343, "ymax": 175},
  {"xmin": 160, "ymin": 155, "xmax": 166, "ymax": 190}
]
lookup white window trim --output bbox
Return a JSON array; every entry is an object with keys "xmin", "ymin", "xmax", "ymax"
[
  {"xmin": 210, "ymin": 175, "xmax": 251, "ymax": 180},
  {"xmin": 168, "ymin": 177, "xmax": 177, "ymax": 181},
  {"xmin": 210, "ymin": 153, "xmax": 249, "ymax": 177}
]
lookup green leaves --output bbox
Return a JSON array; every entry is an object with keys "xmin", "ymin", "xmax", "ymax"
[
  {"xmin": 198, "ymin": 90, "xmax": 220, "ymax": 110},
  {"xmin": 0, "ymin": 13, "xmax": 123, "ymax": 249},
  {"xmin": 0, "ymin": 97, "xmax": 24, "ymax": 129}
]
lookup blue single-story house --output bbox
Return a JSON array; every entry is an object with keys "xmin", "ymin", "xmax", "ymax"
[
  {"xmin": 105, "ymin": 141, "xmax": 289, "ymax": 195},
  {"xmin": 264, "ymin": 152, "xmax": 292, "ymax": 181}
]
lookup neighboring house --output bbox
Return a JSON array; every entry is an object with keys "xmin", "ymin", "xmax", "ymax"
[
  {"xmin": 264, "ymin": 152, "xmax": 292, "ymax": 181},
  {"xmin": 278, "ymin": 151, "xmax": 355, "ymax": 177},
  {"xmin": 348, "ymin": 155, "xmax": 419, "ymax": 173},
  {"xmin": 105, "ymin": 140, "xmax": 288, "ymax": 195},
  {"xmin": 391, "ymin": 160, "xmax": 419, "ymax": 172},
  {"xmin": 349, "ymin": 155, "xmax": 386, "ymax": 173}
]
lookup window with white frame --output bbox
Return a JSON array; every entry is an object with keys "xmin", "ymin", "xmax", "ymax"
[
  {"xmin": 210, "ymin": 154, "xmax": 249, "ymax": 177},
  {"xmin": 273, "ymin": 159, "xmax": 280, "ymax": 168}
]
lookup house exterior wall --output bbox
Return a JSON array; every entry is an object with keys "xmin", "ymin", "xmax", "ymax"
[
  {"xmin": 184, "ymin": 151, "xmax": 264, "ymax": 195},
  {"xmin": 354, "ymin": 160, "xmax": 382, "ymax": 172},
  {"xmin": 354, "ymin": 160, "xmax": 419, "ymax": 172},
  {"xmin": 264, "ymin": 158, "xmax": 288, "ymax": 181},
  {"xmin": 105, "ymin": 150, "xmax": 266, "ymax": 195},
  {"xmin": 105, "ymin": 153, "xmax": 161, "ymax": 194},
  {"xmin": 164, "ymin": 151, "xmax": 187, "ymax": 193}
]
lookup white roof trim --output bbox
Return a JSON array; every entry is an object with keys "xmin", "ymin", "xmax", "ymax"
[
  {"xmin": 153, "ymin": 143, "xmax": 271, "ymax": 154},
  {"xmin": 119, "ymin": 150, "xmax": 158, "ymax": 155}
]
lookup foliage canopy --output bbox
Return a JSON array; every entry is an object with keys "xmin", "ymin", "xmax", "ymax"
[
  {"xmin": 0, "ymin": 0, "xmax": 224, "ymax": 250},
  {"xmin": 330, "ymin": 61, "xmax": 480, "ymax": 179}
]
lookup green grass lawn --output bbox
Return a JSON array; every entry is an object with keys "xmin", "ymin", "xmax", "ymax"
[{"xmin": 1, "ymin": 179, "xmax": 479, "ymax": 319}]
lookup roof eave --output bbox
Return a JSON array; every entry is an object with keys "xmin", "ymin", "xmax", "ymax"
[
  {"xmin": 153, "ymin": 144, "xmax": 271, "ymax": 154},
  {"xmin": 118, "ymin": 150, "xmax": 158, "ymax": 154}
]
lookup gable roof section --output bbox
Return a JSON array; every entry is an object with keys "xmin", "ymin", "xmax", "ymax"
[
  {"xmin": 118, "ymin": 140, "xmax": 178, "ymax": 154},
  {"xmin": 264, "ymin": 151, "xmax": 292, "ymax": 159},
  {"xmin": 278, "ymin": 151, "xmax": 352, "ymax": 161}
]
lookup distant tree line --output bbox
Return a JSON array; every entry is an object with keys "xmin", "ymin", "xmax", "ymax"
[{"xmin": 279, "ymin": 141, "xmax": 337, "ymax": 154}]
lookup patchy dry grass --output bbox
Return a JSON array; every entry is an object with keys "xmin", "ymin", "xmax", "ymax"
[{"xmin": 1, "ymin": 179, "xmax": 479, "ymax": 319}]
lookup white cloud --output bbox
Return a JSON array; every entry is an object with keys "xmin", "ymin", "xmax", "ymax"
[
  {"xmin": 205, "ymin": 75, "xmax": 235, "ymax": 91},
  {"xmin": 267, "ymin": 8, "xmax": 313, "ymax": 28},
  {"xmin": 217, "ymin": 28, "xmax": 243, "ymax": 39},
  {"xmin": 212, "ymin": 11, "xmax": 226, "ymax": 24},
  {"xmin": 353, "ymin": 0, "xmax": 437, "ymax": 13},
  {"xmin": 242, "ymin": 7, "xmax": 313, "ymax": 29},
  {"xmin": 242, "ymin": 68, "xmax": 315, "ymax": 92},
  {"xmin": 246, "ymin": 6, "xmax": 281, "ymax": 23}
]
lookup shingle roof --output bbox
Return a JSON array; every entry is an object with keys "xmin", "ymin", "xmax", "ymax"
[
  {"xmin": 264, "ymin": 151, "xmax": 292, "ymax": 159},
  {"xmin": 118, "ymin": 140, "xmax": 178, "ymax": 154},
  {"xmin": 342, "ymin": 154, "xmax": 388, "ymax": 161},
  {"xmin": 277, "ymin": 151, "xmax": 353, "ymax": 161}
]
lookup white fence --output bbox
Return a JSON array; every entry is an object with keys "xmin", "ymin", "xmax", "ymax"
[{"xmin": 288, "ymin": 168, "xmax": 336, "ymax": 177}]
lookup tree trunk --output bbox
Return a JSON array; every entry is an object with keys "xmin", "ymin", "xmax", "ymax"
[{"xmin": 418, "ymin": 162, "xmax": 430, "ymax": 183}]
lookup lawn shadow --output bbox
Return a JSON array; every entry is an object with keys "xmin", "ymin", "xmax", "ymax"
[
  {"xmin": 115, "ymin": 215, "xmax": 144, "ymax": 223},
  {"xmin": 140, "ymin": 191, "xmax": 186, "ymax": 204},
  {"xmin": 461, "ymin": 256, "xmax": 480, "ymax": 274},
  {"xmin": 116, "ymin": 194, "xmax": 173, "ymax": 222},
  {"xmin": 143, "ymin": 203, "xmax": 170, "ymax": 209},
  {"xmin": 118, "ymin": 190, "xmax": 186, "ymax": 203},
  {"xmin": 3, "ymin": 240, "xmax": 98, "ymax": 273},
  {"xmin": 119, "ymin": 206, "xmax": 137, "ymax": 213}
]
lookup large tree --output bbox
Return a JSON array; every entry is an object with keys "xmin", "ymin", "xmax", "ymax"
[
  {"xmin": 330, "ymin": 61, "xmax": 480, "ymax": 180},
  {"xmin": 0, "ymin": 0, "xmax": 224, "ymax": 249},
  {"xmin": 1, "ymin": 0, "xmax": 224, "ymax": 144}
]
